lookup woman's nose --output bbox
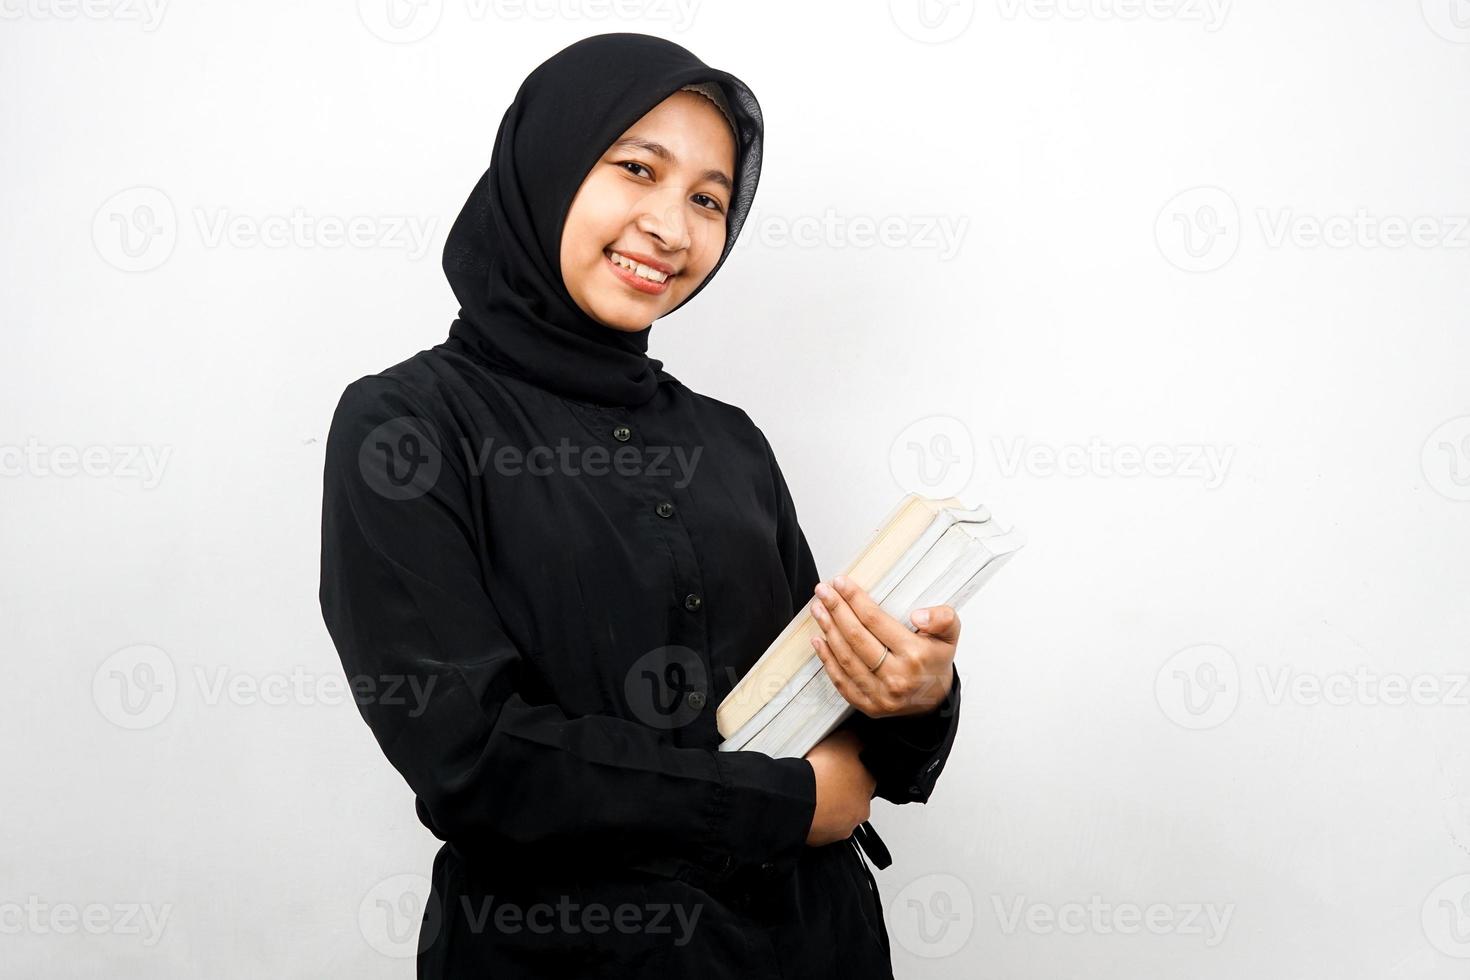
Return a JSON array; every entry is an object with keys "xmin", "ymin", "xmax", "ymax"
[{"xmin": 636, "ymin": 199, "xmax": 691, "ymax": 254}]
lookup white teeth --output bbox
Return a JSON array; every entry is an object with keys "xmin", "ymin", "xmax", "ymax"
[{"xmin": 609, "ymin": 251, "xmax": 669, "ymax": 283}]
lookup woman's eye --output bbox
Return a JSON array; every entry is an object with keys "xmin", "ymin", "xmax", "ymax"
[{"xmin": 617, "ymin": 161, "xmax": 723, "ymax": 214}]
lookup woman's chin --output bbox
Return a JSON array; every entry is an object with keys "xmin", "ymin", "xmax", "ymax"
[{"xmin": 588, "ymin": 295, "xmax": 666, "ymax": 332}]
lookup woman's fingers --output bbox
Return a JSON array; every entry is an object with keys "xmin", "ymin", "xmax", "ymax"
[
  {"xmin": 912, "ymin": 602, "xmax": 962, "ymax": 644},
  {"xmin": 812, "ymin": 632, "xmax": 880, "ymax": 714},
  {"xmin": 808, "ymin": 591, "xmax": 885, "ymax": 709},
  {"xmin": 812, "ymin": 581, "xmax": 894, "ymax": 671},
  {"xmin": 829, "ymin": 576, "xmax": 918, "ymax": 653},
  {"xmin": 810, "ymin": 577, "xmax": 964, "ymax": 717}
]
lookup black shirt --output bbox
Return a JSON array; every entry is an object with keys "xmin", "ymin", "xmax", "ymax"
[{"xmin": 318, "ymin": 337, "xmax": 962, "ymax": 978}]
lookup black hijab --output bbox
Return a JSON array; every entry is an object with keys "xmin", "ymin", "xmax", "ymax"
[{"xmin": 441, "ymin": 33, "xmax": 764, "ymax": 408}]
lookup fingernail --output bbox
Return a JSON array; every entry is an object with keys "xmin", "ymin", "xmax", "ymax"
[
  {"xmin": 911, "ymin": 608, "xmax": 931, "ymax": 626},
  {"xmin": 833, "ymin": 575, "xmax": 849, "ymax": 590}
]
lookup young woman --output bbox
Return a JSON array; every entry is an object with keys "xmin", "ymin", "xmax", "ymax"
[{"xmin": 319, "ymin": 32, "xmax": 963, "ymax": 979}]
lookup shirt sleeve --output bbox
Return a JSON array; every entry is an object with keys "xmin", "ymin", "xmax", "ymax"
[
  {"xmin": 319, "ymin": 375, "xmax": 817, "ymax": 884},
  {"xmin": 754, "ymin": 425, "xmax": 962, "ymax": 805}
]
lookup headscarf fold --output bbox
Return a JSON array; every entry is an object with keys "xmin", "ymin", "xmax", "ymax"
[{"xmin": 441, "ymin": 32, "xmax": 764, "ymax": 407}]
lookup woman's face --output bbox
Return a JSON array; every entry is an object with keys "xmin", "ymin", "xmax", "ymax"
[{"xmin": 559, "ymin": 91, "xmax": 737, "ymax": 332}]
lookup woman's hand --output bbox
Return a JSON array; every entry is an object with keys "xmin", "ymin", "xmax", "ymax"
[
  {"xmin": 808, "ymin": 575, "xmax": 960, "ymax": 719},
  {"xmin": 803, "ymin": 728, "xmax": 876, "ymax": 846}
]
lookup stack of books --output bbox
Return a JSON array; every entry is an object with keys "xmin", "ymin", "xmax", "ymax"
[{"xmin": 717, "ymin": 493, "xmax": 1024, "ymax": 759}]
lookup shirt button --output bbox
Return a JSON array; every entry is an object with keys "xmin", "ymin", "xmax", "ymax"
[
  {"xmin": 759, "ymin": 862, "xmax": 777, "ymax": 875},
  {"xmin": 683, "ymin": 593, "xmax": 702, "ymax": 612},
  {"xmin": 685, "ymin": 690, "xmax": 706, "ymax": 710},
  {"xmin": 655, "ymin": 501, "xmax": 674, "ymax": 518},
  {"xmin": 612, "ymin": 425, "xmax": 631, "ymax": 442}
]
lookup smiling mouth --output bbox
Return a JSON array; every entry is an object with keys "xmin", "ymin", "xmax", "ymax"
[{"xmin": 604, "ymin": 248, "xmax": 676, "ymax": 295}]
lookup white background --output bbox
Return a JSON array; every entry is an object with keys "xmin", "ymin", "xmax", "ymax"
[{"xmin": 4, "ymin": 1, "xmax": 1470, "ymax": 977}]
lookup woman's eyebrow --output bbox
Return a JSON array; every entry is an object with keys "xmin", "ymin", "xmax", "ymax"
[{"xmin": 611, "ymin": 136, "xmax": 733, "ymax": 193}]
